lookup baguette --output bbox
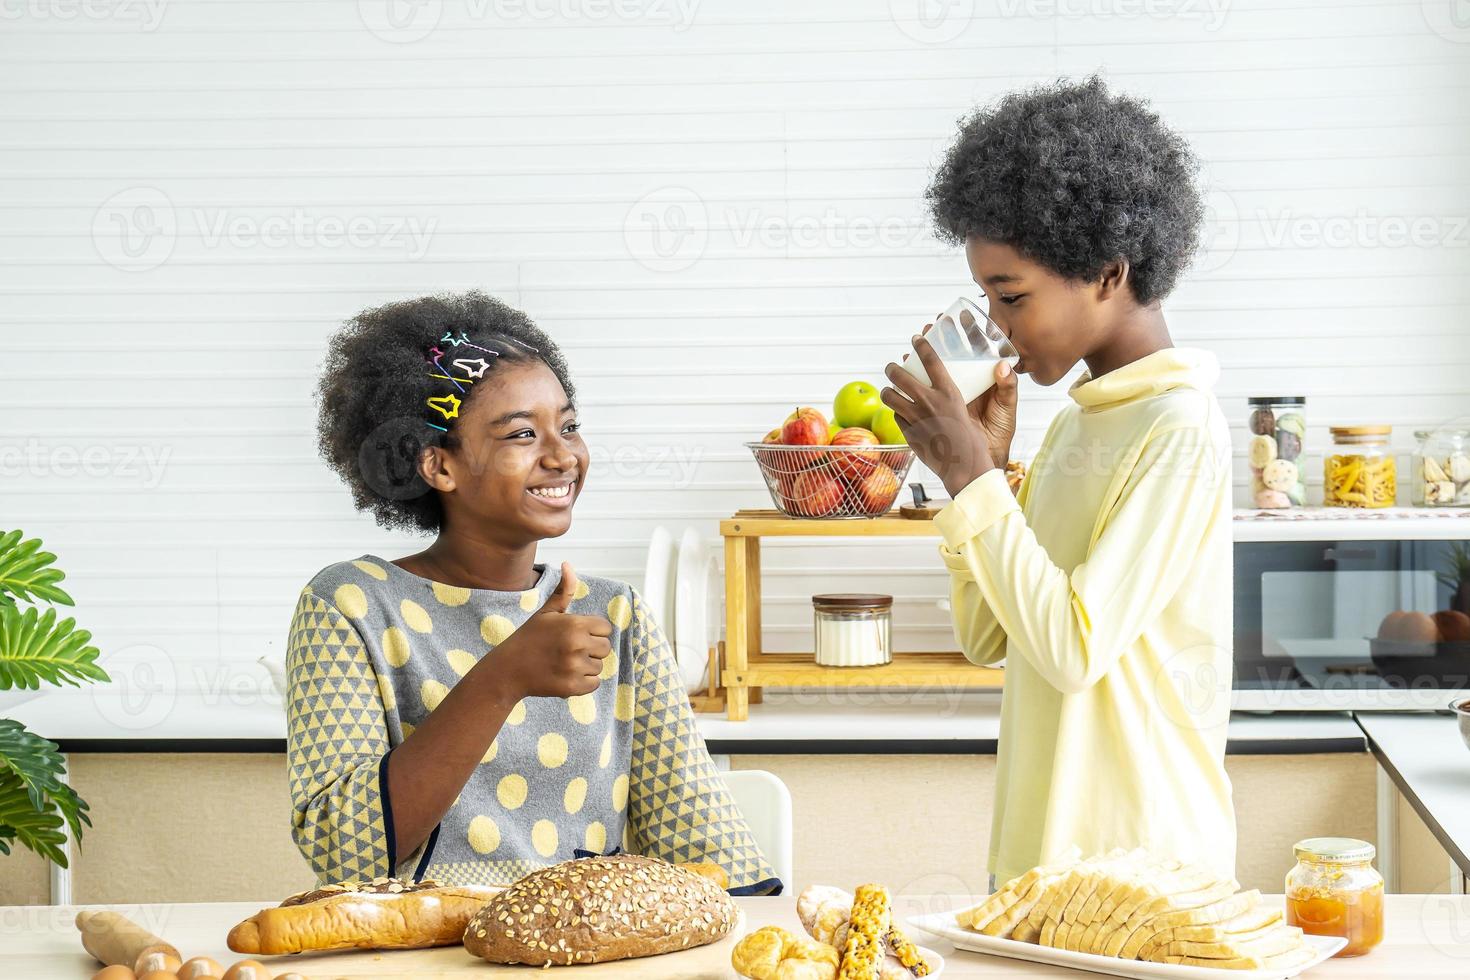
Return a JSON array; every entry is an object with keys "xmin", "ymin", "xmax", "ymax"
[
  {"xmin": 463, "ymin": 854, "xmax": 739, "ymax": 966},
  {"xmin": 226, "ymin": 877, "xmax": 499, "ymax": 954}
]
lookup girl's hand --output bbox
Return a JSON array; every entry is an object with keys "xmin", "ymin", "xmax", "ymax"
[
  {"xmin": 881, "ymin": 334, "xmax": 1001, "ymax": 498},
  {"xmin": 488, "ymin": 563, "xmax": 611, "ymax": 700}
]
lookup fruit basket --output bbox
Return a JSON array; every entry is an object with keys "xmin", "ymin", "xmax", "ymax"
[{"xmin": 747, "ymin": 442, "xmax": 915, "ymax": 519}]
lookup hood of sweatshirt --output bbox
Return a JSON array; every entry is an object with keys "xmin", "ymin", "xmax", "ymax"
[{"xmin": 1068, "ymin": 347, "xmax": 1220, "ymax": 412}]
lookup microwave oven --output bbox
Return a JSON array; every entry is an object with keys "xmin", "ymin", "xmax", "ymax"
[{"xmin": 1233, "ymin": 535, "xmax": 1470, "ymax": 711}]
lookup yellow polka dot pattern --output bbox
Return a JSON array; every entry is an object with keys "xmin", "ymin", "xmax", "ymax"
[
  {"xmin": 538, "ymin": 732, "xmax": 568, "ymax": 769},
  {"xmin": 352, "ymin": 560, "xmax": 388, "ymax": 581},
  {"xmin": 382, "ymin": 627, "xmax": 411, "ymax": 668},
  {"xmin": 401, "ymin": 599, "xmax": 433, "ymax": 634},
  {"xmin": 614, "ymin": 683, "xmax": 635, "ymax": 722},
  {"xmin": 506, "ymin": 701, "xmax": 526, "ymax": 725},
  {"xmin": 481, "ymin": 739, "xmax": 498, "ymax": 764},
  {"xmin": 519, "ymin": 590, "xmax": 539, "ymax": 612},
  {"xmin": 432, "ymin": 581, "xmax": 471, "ymax": 607},
  {"xmin": 573, "ymin": 579, "xmax": 590, "ymax": 601},
  {"xmin": 531, "ymin": 819, "xmax": 558, "ymax": 857},
  {"xmin": 445, "ymin": 649, "xmax": 477, "ymax": 677},
  {"xmin": 599, "ymin": 651, "xmax": 618, "ymax": 681},
  {"xmin": 467, "ymin": 815, "xmax": 500, "ymax": 854},
  {"xmin": 421, "ymin": 679, "xmax": 449, "ymax": 712},
  {"xmin": 497, "ymin": 773, "xmax": 528, "ymax": 810},
  {"xmin": 334, "ymin": 583, "xmax": 367, "ymax": 619},
  {"xmin": 598, "ymin": 732, "xmax": 612, "ymax": 768},
  {"xmin": 563, "ymin": 777, "xmax": 587, "ymax": 814},
  {"xmin": 481, "ymin": 614, "xmax": 514, "ymax": 647},
  {"xmin": 567, "ymin": 693, "xmax": 596, "ymax": 725},
  {"xmin": 607, "ymin": 594, "xmax": 632, "ymax": 630},
  {"xmin": 612, "ymin": 774, "xmax": 629, "ymax": 812},
  {"xmin": 584, "ymin": 821, "xmax": 606, "ymax": 853}
]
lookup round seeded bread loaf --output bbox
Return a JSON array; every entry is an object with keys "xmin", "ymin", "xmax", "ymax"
[{"xmin": 462, "ymin": 854, "xmax": 739, "ymax": 966}]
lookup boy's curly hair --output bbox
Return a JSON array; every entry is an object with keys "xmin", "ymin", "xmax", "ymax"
[
  {"xmin": 926, "ymin": 75, "xmax": 1204, "ymax": 305},
  {"xmin": 315, "ymin": 291, "xmax": 575, "ymax": 534}
]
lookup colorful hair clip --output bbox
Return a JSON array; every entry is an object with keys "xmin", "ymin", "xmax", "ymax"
[{"xmin": 424, "ymin": 332, "xmax": 542, "ymax": 433}]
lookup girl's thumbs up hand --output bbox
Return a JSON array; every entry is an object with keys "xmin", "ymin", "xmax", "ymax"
[{"xmin": 489, "ymin": 563, "xmax": 612, "ymax": 700}]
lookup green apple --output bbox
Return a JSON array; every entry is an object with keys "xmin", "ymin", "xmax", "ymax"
[
  {"xmin": 833, "ymin": 381, "xmax": 883, "ymax": 430},
  {"xmin": 869, "ymin": 405, "xmax": 906, "ymax": 445},
  {"xmin": 828, "ymin": 422, "xmax": 842, "ymax": 441}
]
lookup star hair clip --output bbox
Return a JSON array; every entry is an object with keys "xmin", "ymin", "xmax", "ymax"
[{"xmin": 424, "ymin": 331, "xmax": 540, "ymax": 433}]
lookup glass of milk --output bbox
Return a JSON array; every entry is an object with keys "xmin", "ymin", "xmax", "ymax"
[{"xmin": 899, "ymin": 297, "xmax": 1020, "ymax": 402}]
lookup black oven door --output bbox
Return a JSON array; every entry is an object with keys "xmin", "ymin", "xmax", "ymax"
[{"xmin": 1234, "ymin": 539, "xmax": 1470, "ymax": 696}]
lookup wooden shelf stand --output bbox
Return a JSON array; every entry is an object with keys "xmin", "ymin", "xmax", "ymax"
[{"xmin": 718, "ymin": 509, "xmax": 1003, "ymax": 720}]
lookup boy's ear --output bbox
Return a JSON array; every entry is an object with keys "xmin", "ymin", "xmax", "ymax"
[{"xmin": 1096, "ymin": 259, "xmax": 1131, "ymax": 302}]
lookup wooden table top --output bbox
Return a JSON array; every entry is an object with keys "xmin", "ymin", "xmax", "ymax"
[{"xmin": 6, "ymin": 894, "xmax": 1470, "ymax": 978}]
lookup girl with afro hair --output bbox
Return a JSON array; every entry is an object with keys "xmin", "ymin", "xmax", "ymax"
[{"xmin": 284, "ymin": 291, "xmax": 778, "ymax": 893}]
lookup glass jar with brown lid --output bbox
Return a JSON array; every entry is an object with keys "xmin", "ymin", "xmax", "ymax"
[{"xmin": 1324, "ymin": 426, "xmax": 1396, "ymax": 508}]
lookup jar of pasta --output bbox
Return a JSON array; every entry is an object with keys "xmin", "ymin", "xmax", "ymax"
[
  {"xmin": 1325, "ymin": 426, "xmax": 1396, "ymax": 508},
  {"xmin": 1412, "ymin": 427, "xmax": 1470, "ymax": 506},
  {"xmin": 1247, "ymin": 396, "xmax": 1306, "ymax": 508},
  {"xmin": 1285, "ymin": 837, "xmax": 1384, "ymax": 957}
]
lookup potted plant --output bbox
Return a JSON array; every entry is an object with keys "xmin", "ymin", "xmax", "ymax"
[
  {"xmin": 0, "ymin": 529, "xmax": 108, "ymax": 867},
  {"xmin": 1439, "ymin": 541, "xmax": 1470, "ymax": 617}
]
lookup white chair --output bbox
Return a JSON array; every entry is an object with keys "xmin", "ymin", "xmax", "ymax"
[{"xmin": 720, "ymin": 768, "xmax": 794, "ymax": 891}]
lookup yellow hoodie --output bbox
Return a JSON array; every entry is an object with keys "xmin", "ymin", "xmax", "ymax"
[{"xmin": 936, "ymin": 347, "xmax": 1236, "ymax": 886}]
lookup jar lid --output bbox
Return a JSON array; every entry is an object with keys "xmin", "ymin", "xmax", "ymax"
[
  {"xmin": 1293, "ymin": 837, "xmax": 1376, "ymax": 864},
  {"xmin": 1248, "ymin": 396, "xmax": 1306, "ymax": 405},
  {"xmin": 1415, "ymin": 428, "xmax": 1470, "ymax": 439},
  {"xmin": 812, "ymin": 593, "xmax": 892, "ymax": 610},
  {"xmin": 1330, "ymin": 425, "xmax": 1391, "ymax": 439}
]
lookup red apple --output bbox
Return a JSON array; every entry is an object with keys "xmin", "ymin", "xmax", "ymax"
[
  {"xmin": 789, "ymin": 468, "xmax": 844, "ymax": 518},
  {"xmin": 829, "ymin": 426, "xmax": 880, "ymax": 481},
  {"xmin": 855, "ymin": 463, "xmax": 901, "ymax": 513},
  {"xmin": 782, "ymin": 407, "xmax": 830, "ymax": 446}
]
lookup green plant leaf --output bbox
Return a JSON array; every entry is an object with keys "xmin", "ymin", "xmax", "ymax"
[
  {"xmin": 0, "ymin": 720, "xmax": 90, "ymax": 866},
  {"xmin": 0, "ymin": 531, "xmax": 75, "ymax": 607},
  {"xmin": 0, "ymin": 604, "xmax": 108, "ymax": 691}
]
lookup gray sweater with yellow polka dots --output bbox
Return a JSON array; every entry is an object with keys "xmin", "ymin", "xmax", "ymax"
[{"xmin": 285, "ymin": 556, "xmax": 778, "ymax": 894}]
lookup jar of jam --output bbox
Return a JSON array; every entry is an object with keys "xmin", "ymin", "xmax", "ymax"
[{"xmin": 1285, "ymin": 837, "xmax": 1384, "ymax": 957}]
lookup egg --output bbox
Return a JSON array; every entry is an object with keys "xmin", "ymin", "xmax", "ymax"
[
  {"xmin": 222, "ymin": 961, "xmax": 273, "ymax": 980},
  {"xmin": 91, "ymin": 967, "xmax": 137, "ymax": 980},
  {"xmin": 133, "ymin": 951, "xmax": 182, "ymax": 976},
  {"xmin": 178, "ymin": 956, "xmax": 226, "ymax": 979},
  {"xmin": 139, "ymin": 972, "xmax": 182, "ymax": 980},
  {"xmin": 273, "ymin": 974, "xmax": 310, "ymax": 980}
]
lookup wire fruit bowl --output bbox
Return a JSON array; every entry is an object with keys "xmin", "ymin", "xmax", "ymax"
[{"xmin": 746, "ymin": 442, "xmax": 916, "ymax": 519}]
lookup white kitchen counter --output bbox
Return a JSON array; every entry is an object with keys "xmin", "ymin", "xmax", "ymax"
[
  {"xmin": 5, "ymin": 688, "xmax": 1368, "ymax": 754},
  {"xmin": 1357, "ymin": 712, "xmax": 1470, "ymax": 883}
]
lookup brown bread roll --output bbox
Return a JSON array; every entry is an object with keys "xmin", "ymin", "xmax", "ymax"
[
  {"xmin": 464, "ymin": 854, "xmax": 739, "ymax": 966},
  {"xmin": 227, "ymin": 877, "xmax": 500, "ymax": 954}
]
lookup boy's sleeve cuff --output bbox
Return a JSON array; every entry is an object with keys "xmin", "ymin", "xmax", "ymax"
[{"xmin": 935, "ymin": 469, "xmax": 1021, "ymax": 549}]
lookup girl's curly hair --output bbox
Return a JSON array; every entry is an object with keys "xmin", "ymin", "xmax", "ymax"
[
  {"xmin": 926, "ymin": 75, "xmax": 1205, "ymax": 305},
  {"xmin": 315, "ymin": 291, "xmax": 575, "ymax": 534}
]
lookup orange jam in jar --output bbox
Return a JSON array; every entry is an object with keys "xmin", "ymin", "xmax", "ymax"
[{"xmin": 1285, "ymin": 837, "xmax": 1384, "ymax": 957}]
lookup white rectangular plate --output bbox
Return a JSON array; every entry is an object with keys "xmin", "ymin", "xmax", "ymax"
[{"xmin": 905, "ymin": 911, "xmax": 1347, "ymax": 980}]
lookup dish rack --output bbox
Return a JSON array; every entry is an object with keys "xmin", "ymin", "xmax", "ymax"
[{"xmin": 716, "ymin": 509, "xmax": 1004, "ymax": 720}]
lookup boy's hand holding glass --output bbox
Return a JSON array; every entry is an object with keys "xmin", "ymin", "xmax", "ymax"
[
  {"xmin": 882, "ymin": 332, "xmax": 1017, "ymax": 499},
  {"xmin": 486, "ymin": 563, "xmax": 612, "ymax": 702}
]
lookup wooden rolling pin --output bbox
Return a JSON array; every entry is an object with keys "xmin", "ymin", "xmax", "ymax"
[{"xmin": 75, "ymin": 910, "xmax": 180, "ymax": 968}]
